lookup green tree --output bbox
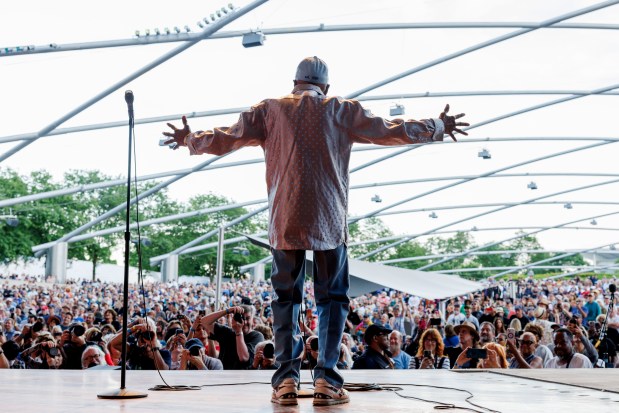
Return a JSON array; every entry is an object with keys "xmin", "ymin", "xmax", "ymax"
[{"xmin": 348, "ymin": 217, "xmax": 394, "ymax": 261}]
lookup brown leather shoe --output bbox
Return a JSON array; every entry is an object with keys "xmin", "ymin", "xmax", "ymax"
[
  {"xmin": 271, "ymin": 378, "xmax": 298, "ymax": 406},
  {"xmin": 313, "ymin": 378, "xmax": 350, "ymax": 406}
]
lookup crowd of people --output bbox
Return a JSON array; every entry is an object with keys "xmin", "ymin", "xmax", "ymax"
[{"xmin": 1, "ymin": 272, "xmax": 617, "ymax": 373}]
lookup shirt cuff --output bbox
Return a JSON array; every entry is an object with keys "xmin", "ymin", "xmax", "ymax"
[{"xmin": 431, "ymin": 118, "xmax": 445, "ymax": 141}]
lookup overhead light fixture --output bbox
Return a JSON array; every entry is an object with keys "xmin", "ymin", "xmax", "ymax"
[
  {"xmin": 131, "ymin": 238, "xmax": 151, "ymax": 247},
  {"xmin": 174, "ymin": 26, "xmax": 181, "ymax": 34},
  {"xmin": 1, "ymin": 210, "xmax": 19, "ymax": 227},
  {"xmin": 135, "ymin": 30, "xmax": 140, "ymax": 37},
  {"xmin": 527, "ymin": 181, "xmax": 537, "ymax": 190},
  {"xmin": 371, "ymin": 195, "xmax": 382, "ymax": 203},
  {"xmin": 590, "ymin": 219, "xmax": 598, "ymax": 225},
  {"xmin": 471, "ymin": 226, "xmax": 478, "ymax": 231},
  {"xmin": 564, "ymin": 203, "xmax": 572, "ymax": 209},
  {"xmin": 478, "ymin": 149, "xmax": 491, "ymax": 159},
  {"xmin": 242, "ymin": 31, "xmax": 265, "ymax": 48},
  {"xmin": 154, "ymin": 28, "xmax": 161, "ymax": 35},
  {"xmin": 164, "ymin": 27, "xmax": 171, "ymax": 35},
  {"xmin": 144, "ymin": 29, "xmax": 150, "ymax": 36},
  {"xmin": 610, "ymin": 244, "xmax": 616, "ymax": 251},
  {"xmin": 197, "ymin": 21, "xmax": 204, "ymax": 28},
  {"xmin": 389, "ymin": 103, "xmax": 405, "ymax": 116},
  {"xmin": 184, "ymin": 25, "xmax": 191, "ymax": 33},
  {"xmin": 429, "ymin": 212, "xmax": 438, "ymax": 219}
]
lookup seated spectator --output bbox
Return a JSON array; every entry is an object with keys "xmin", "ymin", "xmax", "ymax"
[
  {"xmin": 388, "ymin": 331, "xmax": 411, "ymax": 369},
  {"xmin": 254, "ymin": 324, "xmax": 273, "ymax": 341},
  {"xmin": 110, "ymin": 317, "xmax": 171, "ymax": 370},
  {"xmin": 478, "ymin": 342, "xmax": 508, "ymax": 369},
  {"xmin": 81, "ymin": 345, "xmax": 106, "ymax": 369},
  {"xmin": 545, "ymin": 328, "xmax": 593, "ymax": 368},
  {"xmin": 523, "ymin": 323, "xmax": 553, "ymax": 366},
  {"xmin": 448, "ymin": 321, "xmax": 481, "ymax": 369},
  {"xmin": 352, "ymin": 324, "xmax": 394, "ymax": 369},
  {"xmin": 337, "ymin": 343, "xmax": 353, "ymax": 370},
  {"xmin": 3, "ymin": 318, "xmax": 18, "ymax": 341},
  {"xmin": 409, "ymin": 328, "xmax": 449, "ymax": 369},
  {"xmin": 180, "ymin": 338, "xmax": 223, "ymax": 370},
  {"xmin": 506, "ymin": 332, "xmax": 543, "ymax": 369}
]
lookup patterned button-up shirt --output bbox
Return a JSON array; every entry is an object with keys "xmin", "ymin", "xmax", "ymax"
[{"xmin": 186, "ymin": 84, "xmax": 444, "ymax": 250}]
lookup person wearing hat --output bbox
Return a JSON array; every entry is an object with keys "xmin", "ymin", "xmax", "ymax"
[
  {"xmin": 447, "ymin": 321, "xmax": 481, "ymax": 369},
  {"xmin": 179, "ymin": 338, "xmax": 223, "ymax": 370},
  {"xmin": 163, "ymin": 56, "xmax": 467, "ymax": 406},
  {"xmin": 352, "ymin": 324, "xmax": 394, "ymax": 370}
]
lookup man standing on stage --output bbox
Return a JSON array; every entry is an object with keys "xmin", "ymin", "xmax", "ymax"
[{"xmin": 162, "ymin": 56, "xmax": 468, "ymax": 405}]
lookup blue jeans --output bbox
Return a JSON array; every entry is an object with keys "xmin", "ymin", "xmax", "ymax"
[{"xmin": 270, "ymin": 244, "xmax": 350, "ymax": 389}]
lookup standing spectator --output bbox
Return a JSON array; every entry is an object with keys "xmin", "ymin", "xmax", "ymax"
[
  {"xmin": 509, "ymin": 306, "xmax": 529, "ymax": 330},
  {"xmin": 201, "ymin": 305, "xmax": 263, "ymax": 370},
  {"xmin": 584, "ymin": 293, "xmax": 601, "ymax": 323},
  {"xmin": 463, "ymin": 305, "xmax": 480, "ymax": 330},
  {"xmin": 447, "ymin": 304, "xmax": 466, "ymax": 326}
]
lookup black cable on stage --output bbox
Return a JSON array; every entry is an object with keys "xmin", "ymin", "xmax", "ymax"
[{"xmin": 130, "ymin": 124, "xmax": 175, "ymax": 390}]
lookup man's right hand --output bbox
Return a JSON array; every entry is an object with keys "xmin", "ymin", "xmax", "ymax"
[
  {"xmin": 162, "ymin": 116, "xmax": 191, "ymax": 150},
  {"xmin": 438, "ymin": 104, "xmax": 469, "ymax": 142}
]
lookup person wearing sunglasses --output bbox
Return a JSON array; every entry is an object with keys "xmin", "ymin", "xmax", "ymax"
[{"xmin": 506, "ymin": 332, "xmax": 543, "ymax": 369}]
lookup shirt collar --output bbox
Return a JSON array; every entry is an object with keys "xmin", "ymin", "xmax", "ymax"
[{"xmin": 292, "ymin": 83, "xmax": 325, "ymax": 96}]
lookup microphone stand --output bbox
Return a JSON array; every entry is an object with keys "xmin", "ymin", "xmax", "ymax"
[
  {"xmin": 595, "ymin": 285, "xmax": 616, "ymax": 368},
  {"xmin": 98, "ymin": 92, "xmax": 148, "ymax": 399}
]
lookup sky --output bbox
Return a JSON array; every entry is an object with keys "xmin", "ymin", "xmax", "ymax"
[{"xmin": 1, "ymin": 0, "xmax": 618, "ymax": 268}]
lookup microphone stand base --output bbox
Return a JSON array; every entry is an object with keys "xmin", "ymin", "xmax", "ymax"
[{"xmin": 97, "ymin": 388, "xmax": 148, "ymax": 399}]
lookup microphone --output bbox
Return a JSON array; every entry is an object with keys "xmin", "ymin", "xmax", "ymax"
[
  {"xmin": 125, "ymin": 90, "xmax": 134, "ymax": 119},
  {"xmin": 610, "ymin": 284, "xmax": 616, "ymax": 294}
]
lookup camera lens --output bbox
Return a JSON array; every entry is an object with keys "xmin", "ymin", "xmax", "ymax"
[
  {"xmin": 48, "ymin": 347, "xmax": 59, "ymax": 357},
  {"xmin": 263, "ymin": 343, "xmax": 274, "ymax": 359}
]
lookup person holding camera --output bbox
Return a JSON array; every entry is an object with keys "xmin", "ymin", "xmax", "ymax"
[
  {"xmin": 20, "ymin": 333, "xmax": 64, "ymax": 369},
  {"xmin": 410, "ymin": 328, "xmax": 449, "ymax": 369},
  {"xmin": 252, "ymin": 340, "xmax": 278, "ymax": 370},
  {"xmin": 506, "ymin": 332, "xmax": 543, "ymax": 369},
  {"xmin": 448, "ymin": 321, "xmax": 481, "ymax": 369},
  {"xmin": 60, "ymin": 323, "xmax": 88, "ymax": 369},
  {"xmin": 200, "ymin": 304, "xmax": 264, "ymax": 370},
  {"xmin": 109, "ymin": 317, "xmax": 171, "ymax": 370},
  {"xmin": 179, "ymin": 338, "xmax": 223, "ymax": 370},
  {"xmin": 352, "ymin": 324, "xmax": 395, "ymax": 369}
]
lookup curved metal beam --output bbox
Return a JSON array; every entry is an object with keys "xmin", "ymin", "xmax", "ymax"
[
  {"xmin": 5, "ymin": 22, "xmax": 619, "ymax": 58},
  {"xmin": 0, "ymin": 0, "xmax": 270, "ymax": 164},
  {"xmin": 3, "ymin": 91, "xmax": 618, "ymax": 145},
  {"xmin": 345, "ymin": 0, "xmax": 619, "ymax": 99}
]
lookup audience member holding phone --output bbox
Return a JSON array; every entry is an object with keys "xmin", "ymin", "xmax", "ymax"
[{"xmin": 409, "ymin": 328, "xmax": 449, "ymax": 369}]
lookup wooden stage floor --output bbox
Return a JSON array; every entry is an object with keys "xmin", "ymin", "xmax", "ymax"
[{"xmin": 2, "ymin": 369, "xmax": 618, "ymax": 413}]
